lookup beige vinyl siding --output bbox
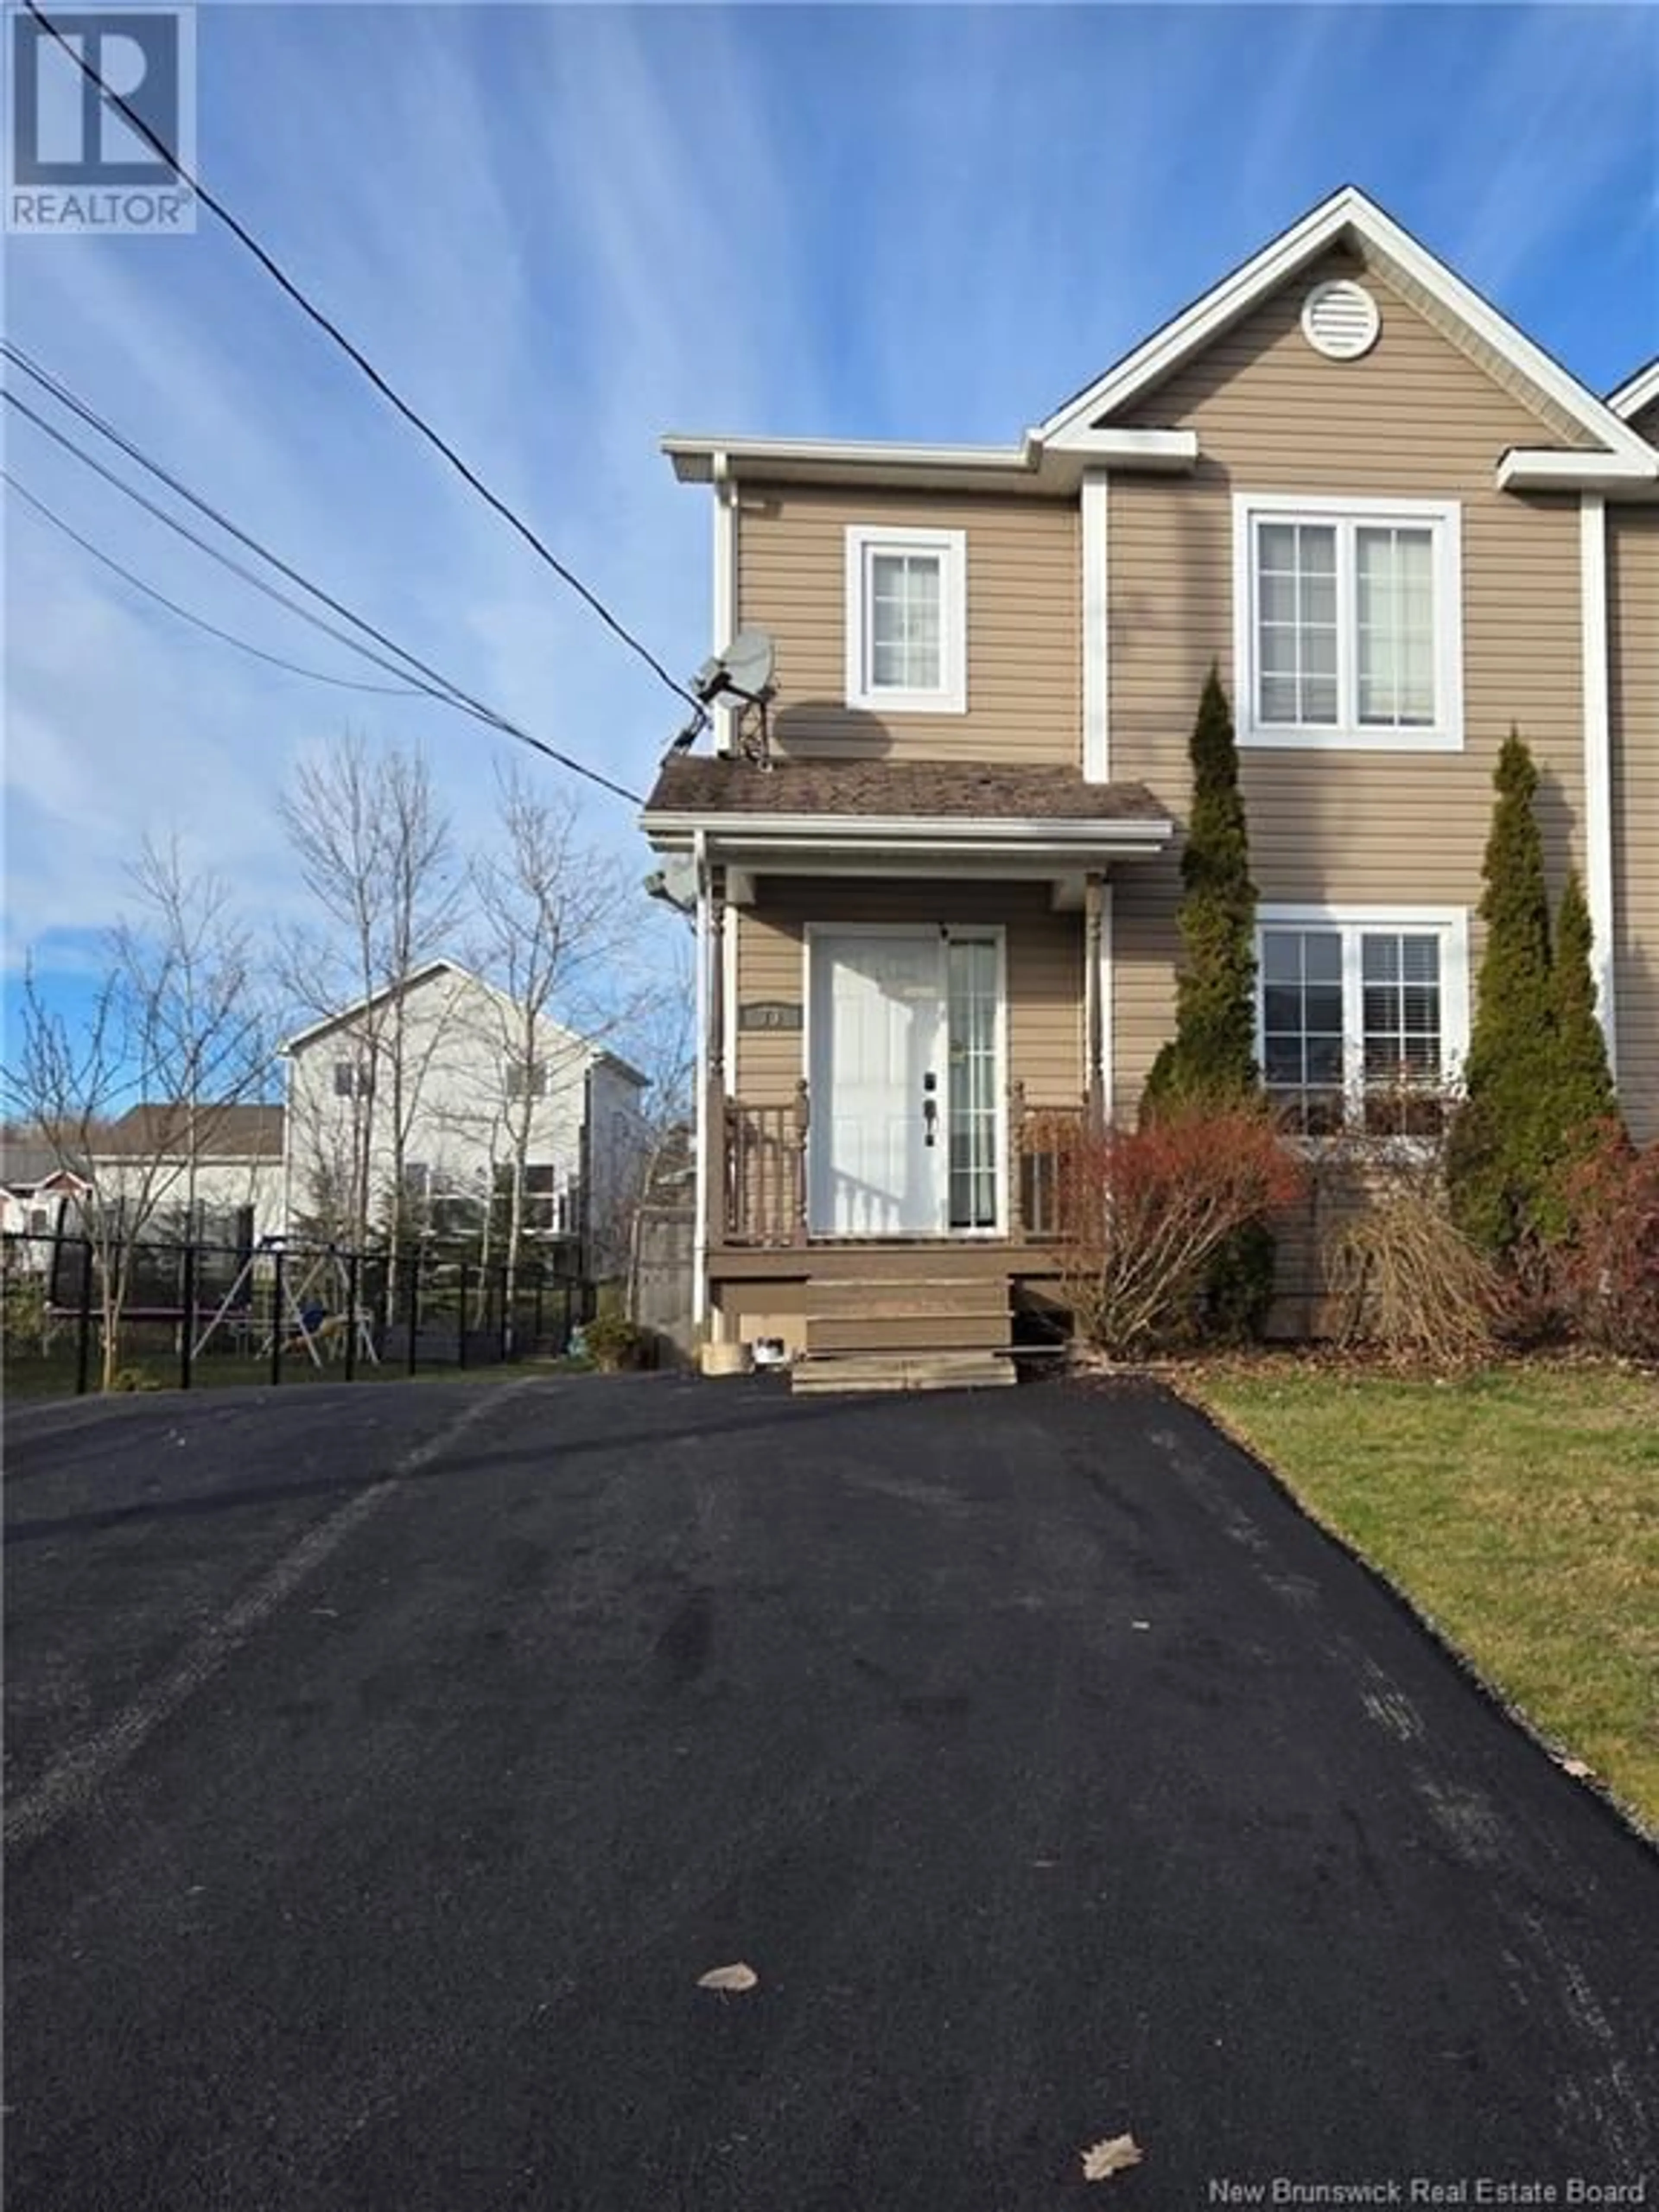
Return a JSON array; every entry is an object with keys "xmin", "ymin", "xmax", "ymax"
[
  {"xmin": 1609, "ymin": 506, "xmax": 1659, "ymax": 1143},
  {"xmin": 1109, "ymin": 249, "xmax": 1587, "ymax": 1115},
  {"xmin": 731, "ymin": 881, "xmax": 1083, "ymax": 1106},
  {"xmin": 1624, "ymin": 396, "xmax": 1659, "ymax": 445},
  {"xmin": 735, "ymin": 489, "xmax": 1079, "ymax": 763}
]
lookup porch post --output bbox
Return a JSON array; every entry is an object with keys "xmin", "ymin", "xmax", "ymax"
[
  {"xmin": 1007, "ymin": 1077, "xmax": 1027, "ymax": 1244},
  {"xmin": 792, "ymin": 1077, "xmax": 810, "ymax": 1247},
  {"xmin": 1084, "ymin": 872, "xmax": 1106, "ymax": 1129},
  {"xmin": 706, "ymin": 864, "xmax": 728, "ymax": 1253}
]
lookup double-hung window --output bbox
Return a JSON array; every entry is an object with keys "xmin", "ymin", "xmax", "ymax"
[
  {"xmin": 1259, "ymin": 907, "xmax": 1470, "ymax": 1137},
  {"xmin": 845, "ymin": 525, "xmax": 967, "ymax": 715},
  {"xmin": 1234, "ymin": 496, "xmax": 1463, "ymax": 750}
]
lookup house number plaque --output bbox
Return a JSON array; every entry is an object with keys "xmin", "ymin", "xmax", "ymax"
[{"xmin": 738, "ymin": 1001, "xmax": 804, "ymax": 1032}]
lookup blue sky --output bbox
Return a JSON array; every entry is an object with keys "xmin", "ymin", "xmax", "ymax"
[{"xmin": 4, "ymin": 1, "xmax": 1656, "ymax": 1067}]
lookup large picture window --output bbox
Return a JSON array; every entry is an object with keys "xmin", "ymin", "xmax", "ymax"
[
  {"xmin": 1258, "ymin": 907, "xmax": 1470, "ymax": 1135},
  {"xmin": 844, "ymin": 525, "xmax": 966, "ymax": 715},
  {"xmin": 1234, "ymin": 496, "xmax": 1462, "ymax": 750}
]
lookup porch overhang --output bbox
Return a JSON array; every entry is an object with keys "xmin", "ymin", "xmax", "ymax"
[{"xmin": 640, "ymin": 758, "xmax": 1176, "ymax": 898}]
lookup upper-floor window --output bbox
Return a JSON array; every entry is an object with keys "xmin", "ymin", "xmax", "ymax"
[
  {"xmin": 844, "ymin": 524, "xmax": 967, "ymax": 715},
  {"xmin": 504, "ymin": 1058, "xmax": 548, "ymax": 1101},
  {"xmin": 333, "ymin": 1059, "xmax": 373, "ymax": 1099},
  {"xmin": 1259, "ymin": 906, "xmax": 1470, "ymax": 1137},
  {"xmin": 1233, "ymin": 495, "xmax": 1463, "ymax": 751}
]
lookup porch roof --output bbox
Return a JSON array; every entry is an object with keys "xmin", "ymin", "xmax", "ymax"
[{"xmin": 641, "ymin": 758, "xmax": 1173, "ymax": 855}]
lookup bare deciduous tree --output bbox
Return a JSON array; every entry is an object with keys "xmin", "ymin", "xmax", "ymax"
[
  {"xmin": 278, "ymin": 731, "xmax": 458, "ymax": 1260},
  {"xmin": 465, "ymin": 767, "xmax": 641, "ymax": 1321},
  {"xmin": 5, "ymin": 838, "xmax": 270, "ymax": 1386}
]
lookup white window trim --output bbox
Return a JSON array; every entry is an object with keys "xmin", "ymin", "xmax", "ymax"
[
  {"xmin": 1256, "ymin": 903, "xmax": 1471, "ymax": 1125},
  {"xmin": 1232, "ymin": 493, "xmax": 1465, "ymax": 753},
  {"xmin": 844, "ymin": 524, "xmax": 967, "ymax": 716}
]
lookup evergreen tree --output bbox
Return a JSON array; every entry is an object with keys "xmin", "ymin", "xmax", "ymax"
[
  {"xmin": 1142, "ymin": 665, "xmax": 1259, "ymax": 1110},
  {"xmin": 1446, "ymin": 730, "xmax": 1564, "ymax": 1250},
  {"xmin": 1142, "ymin": 667, "xmax": 1273, "ymax": 1335},
  {"xmin": 1552, "ymin": 871, "xmax": 1618, "ymax": 1139}
]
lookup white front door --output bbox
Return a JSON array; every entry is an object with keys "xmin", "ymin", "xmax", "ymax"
[{"xmin": 809, "ymin": 932, "xmax": 946, "ymax": 1235}]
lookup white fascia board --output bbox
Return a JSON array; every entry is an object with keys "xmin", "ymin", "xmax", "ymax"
[
  {"xmin": 1497, "ymin": 448, "xmax": 1659, "ymax": 492},
  {"xmin": 1038, "ymin": 426, "xmax": 1199, "ymax": 468},
  {"xmin": 640, "ymin": 812, "xmax": 1172, "ymax": 849},
  {"xmin": 1037, "ymin": 184, "xmax": 1654, "ymax": 468},
  {"xmin": 711, "ymin": 451, "xmax": 738, "ymax": 755},
  {"xmin": 662, "ymin": 432, "xmax": 1042, "ymax": 484},
  {"xmin": 1608, "ymin": 359, "xmax": 1659, "ymax": 420}
]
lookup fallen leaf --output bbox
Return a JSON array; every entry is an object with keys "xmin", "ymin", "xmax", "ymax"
[
  {"xmin": 1081, "ymin": 2133, "xmax": 1144, "ymax": 2182},
  {"xmin": 697, "ymin": 1962, "xmax": 758, "ymax": 1993}
]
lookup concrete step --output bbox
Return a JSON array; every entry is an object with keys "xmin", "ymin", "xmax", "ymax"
[{"xmin": 790, "ymin": 1351, "xmax": 1016, "ymax": 1395}]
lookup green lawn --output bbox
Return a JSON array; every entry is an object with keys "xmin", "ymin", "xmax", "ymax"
[{"xmin": 1186, "ymin": 1361, "xmax": 1659, "ymax": 1833}]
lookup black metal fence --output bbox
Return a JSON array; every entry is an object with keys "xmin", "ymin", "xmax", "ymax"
[{"xmin": 0, "ymin": 1231, "xmax": 593, "ymax": 1397}]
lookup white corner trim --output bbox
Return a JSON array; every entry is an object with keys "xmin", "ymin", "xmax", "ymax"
[
  {"xmin": 722, "ymin": 895, "xmax": 739, "ymax": 1096},
  {"xmin": 1230, "ymin": 491, "xmax": 1465, "ymax": 753},
  {"xmin": 1082, "ymin": 470, "xmax": 1110, "ymax": 782},
  {"xmin": 1580, "ymin": 493, "xmax": 1618, "ymax": 1071},
  {"xmin": 711, "ymin": 453, "xmax": 738, "ymax": 755}
]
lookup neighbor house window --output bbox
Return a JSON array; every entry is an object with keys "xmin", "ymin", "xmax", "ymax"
[
  {"xmin": 1233, "ymin": 496, "xmax": 1462, "ymax": 750},
  {"xmin": 504, "ymin": 1058, "xmax": 547, "ymax": 1101},
  {"xmin": 1259, "ymin": 908, "xmax": 1469, "ymax": 1137},
  {"xmin": 333, "ymin": 1059, "xmax": 373, "ymax": 1099},
  {"xmin": 844, "ymin": 524, "xmax": 967, "ymax": 715}
]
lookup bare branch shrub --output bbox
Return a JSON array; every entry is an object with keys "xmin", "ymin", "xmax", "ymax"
[{"xmin": 1056, "ymin": 1106, "xmax": 1305, "ymax": 1358}]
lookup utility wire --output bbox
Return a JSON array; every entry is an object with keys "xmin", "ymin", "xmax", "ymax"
[
  {"xmin": 3, "ymin": 346, "xmax": 648, "ymax": 802},
  {"xmin": 4, "ymin": 469, "xmax": 423, "ymax": 696},
  {"xmin": 3, "ymin": 390, "xmax": 644, "ymax": 805},
  {"xmin": 6, "ymin": 345, "xmax": 496, "ymax": 710},
  {"xmin": 22, "ymin": 0, "xmax": 702, "ymax": 715}
]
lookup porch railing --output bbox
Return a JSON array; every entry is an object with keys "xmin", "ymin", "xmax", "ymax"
[
  {"xmin": 1010, "ymin": 1086, "xmax": 1089, "ymax": 1243},
  {"xmin": 723, "ymin": 1082, "xmax": 810, "ymax": 1247},
  {"xmin": 719, "ymin": 1080, "xmax": 1093, "ymax": 1248}
]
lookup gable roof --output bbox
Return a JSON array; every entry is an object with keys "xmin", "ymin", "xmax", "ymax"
[
  {"xmin": 281, "ymin": 959, "xmax": 470, "ymax": 1054},
  {"xmin": 96, "ymin": 1103, "xmax": 286, "ymax": 1159},
  {"xmin": 1609, "ymin": 356, "xmax": 1659, "ymax": 423},
  {"xmin": 1036, "ymin": 185, "xmax": 1654, "ymax": 483},
  {"xmin": 664, "ymin": 186, "xmax": 1655, "ymax": 496}
]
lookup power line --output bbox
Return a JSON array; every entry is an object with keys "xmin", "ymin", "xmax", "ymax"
[
  {"xmin": 22, "ymin": 0, "xmax": 702, "ymax": 715},
  {"xmin": 4, "ymin": 469, "xmax": 423, "ymax": 696},
  {"xmin": 3, "ymin": 347, "xmax": 648, "ymax": 804},
  {"xmin": 6, "ymin": 346, "xmax": 496, "ymax": 711},
  {"xmin": 3, "ymin": 390, "xmax": 644, "ymax": 806}
]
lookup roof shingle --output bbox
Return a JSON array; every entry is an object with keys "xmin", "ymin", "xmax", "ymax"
[{"xmin": 643, "ymin": 757, "xmax": 1168, "ymax": 823}]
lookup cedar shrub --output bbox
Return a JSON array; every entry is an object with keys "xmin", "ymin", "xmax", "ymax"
[
  {"xmin": 1445, "ymin": 730, "xmax": 1564, "ymax": 1252},
  {"xmin": 1141, "ymin": 666, "xmax": 1275, "ymax": 1336}
]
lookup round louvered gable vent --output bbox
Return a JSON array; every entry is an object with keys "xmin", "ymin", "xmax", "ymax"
[{"xmin": 1301, "ymin": 278, "xmax": 1380, "ymax": 361}]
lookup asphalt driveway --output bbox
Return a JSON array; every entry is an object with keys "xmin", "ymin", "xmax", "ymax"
[{"xmin": 5, "ymin": 1374, "xmax": 1656, "ymax": 2209}]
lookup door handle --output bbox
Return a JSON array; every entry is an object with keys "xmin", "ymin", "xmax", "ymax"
[{"xmin": 922, "ymin": 1080, "xmax": 938, "ymax": 1147}]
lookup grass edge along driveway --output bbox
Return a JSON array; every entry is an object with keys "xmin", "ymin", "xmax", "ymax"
[{"xmin": 1185, "ymin": 1360, "xmax": 1659, "ymax": 1836}]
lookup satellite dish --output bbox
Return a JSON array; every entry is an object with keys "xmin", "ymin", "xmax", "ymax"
[{"xmin": 694, "ymin": 627, "xmax": 775, "ymax": 705}]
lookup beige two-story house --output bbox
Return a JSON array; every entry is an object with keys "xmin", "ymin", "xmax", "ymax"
[{"xmin": 641, "ymin": 187, "xmax": 1658, "ymax": 1367}]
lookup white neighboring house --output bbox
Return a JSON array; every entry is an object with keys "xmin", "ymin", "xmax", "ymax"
[
  {"xmin": 280, "ymin": 960, "xmax": 648, "ymax": 1274},
  {"xmin": 87, "ymin": 1104, "xmax": 287, "ymax": 1243}
]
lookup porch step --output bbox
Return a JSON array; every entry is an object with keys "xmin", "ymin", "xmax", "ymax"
[
  {"xmin": 805, "ymin": 1277, "xmax": 1010, "ymax": 1321},
  {"xmin": 801, "ymin": 1270, "xmax": 1011, "ymax": 1359},
  {"xmin": 790, "ymin": 1351, "xmax": 1016, "ymax": 1395}
]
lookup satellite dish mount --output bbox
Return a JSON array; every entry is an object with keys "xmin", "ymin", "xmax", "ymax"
[{"xmin": 690, "ymin": 629, "xmax": 777, "ymax": 769}]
